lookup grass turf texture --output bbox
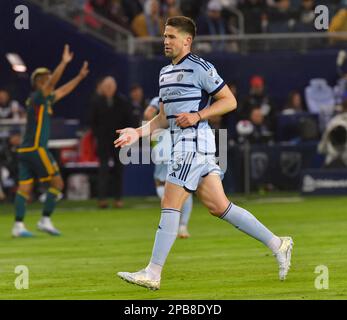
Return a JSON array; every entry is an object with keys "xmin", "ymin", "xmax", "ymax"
[{"xmin": 0, "ymin": 195, "xmax": 346, "ymax": 300}]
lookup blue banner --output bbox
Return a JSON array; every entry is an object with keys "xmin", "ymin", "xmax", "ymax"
[{"xmin": 301, "ymin": 169, "xmax": 347, "ymax": 195}]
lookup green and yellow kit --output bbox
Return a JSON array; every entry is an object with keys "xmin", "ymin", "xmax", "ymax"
[{"xmin": 17, "ymin": 90, "xmax": 59, "ymax": 185}]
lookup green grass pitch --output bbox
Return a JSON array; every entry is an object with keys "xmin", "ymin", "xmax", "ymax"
[{"xmin": 0, "ymin": 195, "xmax": 346, "ymax": 300}]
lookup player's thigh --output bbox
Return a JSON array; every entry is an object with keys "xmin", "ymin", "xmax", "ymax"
[
  {"xmin": 196, "ymin": 174, "xmax": 229, "ymax": 217},
  {"xmin": 161, "ymin": 181, "xmax": 191, "ymax": 210},
  {"xmin": 17, "ymin": 154, "xmax": 35, "ymax": 195}
]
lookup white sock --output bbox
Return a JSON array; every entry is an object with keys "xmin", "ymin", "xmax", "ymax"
[
  {"xmin": 220, "ymin": 202, "xmax": 281, "ymax": 253},
  {"xmin": 145, "ymin": 262, "xmax": 163, "ymax": 280},
  {"xmin": 267, "ymin": 236, "xmax": 282, "ymax": 254},
  {"xmin": 15, "ymin": 222, "xmax": 24, "ymax": 228},
  {"xmin": 180, "ymin": 194, "xmax": 192, "ymax": 227},
  {"xmin": 149, "ymin": 208, "xmax": 180, "ymax": 275},
  {"xmin": 156, "ymin": 186, "xmax": 165, "ymax": 199},
  {"xmin": 41, "ymin": 217, "xmax": 51, "ymax": 223}
]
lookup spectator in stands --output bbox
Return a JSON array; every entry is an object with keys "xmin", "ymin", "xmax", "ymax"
[
  {"xmin": 267, "ymin": 0, "xmax": 297, "ymax": 32},
  {"xmin": 121, "ymin": 0, "xmax": 144, "ymax": 23},
  {"xmin": 90, "ymin": 76, "xmax": 136, "ymax": 208},
  {"xmin": 238, "ymin": 0, "xmax": 268, "ymax": 34},
  {"xmin": 240, "ymin": 75, "xmax": 276, "ymax": 131},
  {"xmin": 246, "ymin": 106, "xmax": 273, "ymax": 144},
  {"xmin": 282, "ymin": 90, "xmax": 306, "ymax": 114},
  {"xmin": 180, "ymin": 0, "xmax": 205, "ymax": 20},
  {"xmin": 89, "ymin": 0, "xmax": 109, "ymax": 17},
  {"xmin": 88, "ymin": 0, "xmax": 130, "ymax": 29},
  {"xmin": 294, "ymin": 0, "xmax": 316, "ymax": 32},
  {"xmin": 0, "ymin": 89, "xmax": 25, "ymax": 120},
  {"xmin": 197, "ymin": 0, "xmax": 231, "ymax": 36},
  {"xmin": 0, "ymin": 129, "xmax": 21, "ymax": 201},
  {"xmin": 161, "ymin": 0, "xmax": 182, "ymax": 19},
  {"xmin": 334, "ymin": 50, "xmax": 347, "ymax": 106},
  {"xmin": 131, "ymin": 0, "xmax": 165, "ymax": 37},
  {"xmin": 129, "ymin": 83, "xmax": 147, "ymax": 126},
  {"xmin": 108, "ymin": 0, "xmax": 130, "ymax": 28},
  {"xmin": 329, "ymin": 7, "xmax": 347, "ymax": 42}
]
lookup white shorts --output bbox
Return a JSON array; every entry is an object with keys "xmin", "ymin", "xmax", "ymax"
[{"xmin": 166, "ymin": 151, "xmax": 223, "ymax": 192}]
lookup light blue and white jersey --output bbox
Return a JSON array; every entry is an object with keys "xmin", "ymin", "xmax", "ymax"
[{"xmin": 159, "ymin": 53, "xmax": 225, "ymax": 155}]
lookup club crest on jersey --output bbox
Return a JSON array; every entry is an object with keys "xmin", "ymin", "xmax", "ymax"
[
  {"xmin": 209, "ymin": 69, "xmax": 215, "ymax": 77},
  {"xmin": 172, "ymin": 157, "xmax": 183, "ymax": 171},
  {"xmin": 172, "ymin": 163, "xmax": 182, "ymax": 172},
  {"xmin": 177, "ymin": 73, "xmax": 184, "ymax": 82}
]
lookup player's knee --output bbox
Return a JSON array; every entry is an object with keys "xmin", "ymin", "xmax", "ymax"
[
  {"xmin": 51, "ymin": 176, "xmax": 64, "ymax": 191},
  {"xmin": 161, "ymin": 194, "xmax": 180, "ymax": 210},
  {"xmin": 206, "ymin": 202, "xmax": 228, "ymax": 217}
]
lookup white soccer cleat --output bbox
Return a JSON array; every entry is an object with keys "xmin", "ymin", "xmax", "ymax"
[
  {"xmin": 177, "ymin": 225, "xmax": 190, "ymax": 239},
  {"xmin": 117, "ymin": 269, "xmax": 160, "ymax": 290},
  {"xmin": 12, "ymin": 222, "xmax": 34, "ymax": 238},
  {"xmin": 37, "ymin": 218, "xmax": 61, "ymax": 236},
  {"xmin": 274, "ymin": 236, "xmax": 294, "ymax": 281}
]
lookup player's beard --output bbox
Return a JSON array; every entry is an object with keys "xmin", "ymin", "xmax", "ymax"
[{"xmin": 164, "ymin": 50, "xmax": 174, "ymax": 58}]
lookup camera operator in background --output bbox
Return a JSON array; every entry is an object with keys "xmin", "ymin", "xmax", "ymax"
[{"xmin": 318, "ymin": 92, "xmax": 347, "ymax": 169}]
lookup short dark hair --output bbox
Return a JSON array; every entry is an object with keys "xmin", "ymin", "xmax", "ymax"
[{"xmin": 165, "ymin": 16, "xmax": 197, "ymax": 39}]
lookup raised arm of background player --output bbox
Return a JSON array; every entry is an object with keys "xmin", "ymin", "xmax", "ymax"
[
  {"xmin": 41, "ymin": 44, "xmax": 74, "ymax": 97},
  {"xmin": 53, "ymin": 61, "xmax": 89, "ymax": 102}
]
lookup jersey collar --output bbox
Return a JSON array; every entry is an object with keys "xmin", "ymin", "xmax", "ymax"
[{"xmin": 172, "ymin": 52, "xmax": 191, "ymax": 66}]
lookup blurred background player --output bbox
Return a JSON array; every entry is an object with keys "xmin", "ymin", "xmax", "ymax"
[
  {"xmin": 116, "ymin": 16, "xmax": 293, "ymax": 290},
  {"xmin": 13, "ymin": 44, "xmax": 89, "ymax": 237},
  {"xmin": 144, "ymin": 96, "xmax": 192, "ymax": 238}
]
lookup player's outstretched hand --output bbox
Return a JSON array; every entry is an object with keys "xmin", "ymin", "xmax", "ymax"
[
  {"xmin": 175, "ymin": 112, "xmax": 200, "ymax": 128},
  {"xmin": 114, "ymin": 128, "xmax": 139, "ymax": 148},
  {"xmin": 62, "ymin": 44, "xmax": 74, "ymax": 64},
  {"xmin": 79, "ymin": 61, "xmax": 89, "ymax": 79}
]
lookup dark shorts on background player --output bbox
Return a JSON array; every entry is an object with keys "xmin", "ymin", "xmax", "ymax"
[{"xmin": 18, "ymin": 148, "xmax": 60, "ymax": 185}]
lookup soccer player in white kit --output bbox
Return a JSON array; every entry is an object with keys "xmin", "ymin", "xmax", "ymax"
[
  {"xmin": 144, "ymin": 96, "xmax": 193, "ymax": 238},
  {"xmin": 115, "ymin": 16, "xmax": 293, "ymax": 290}
]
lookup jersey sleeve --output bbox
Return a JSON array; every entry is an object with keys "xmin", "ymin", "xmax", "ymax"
[{"xmin": 196, "ymin": 64, "xmax": 225, "ymax": 96}]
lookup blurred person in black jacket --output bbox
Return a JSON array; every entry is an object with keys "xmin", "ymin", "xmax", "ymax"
[
  {"xmin": 90, "ymin": 76, "xmax": 136, "ymax": 208},
  {"xmin": 129, "ymin": 83, "xmax": 147, "ymax": 126}
]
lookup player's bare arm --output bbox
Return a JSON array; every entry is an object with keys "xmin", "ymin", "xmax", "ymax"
[
  {"xmin": 144, "ymin": 105, "xmax": 158, "ymax": 121},
  {"xmin": 114, "ymin": 102, "xmax": 168, "ymax": 148},
  {"xmin": 54, "ymin": 61, "xmax": 89, "ymax": 102},
  {"xmin": 175, "ymin": 85, "xmax": 237, "ymax": 128},
  {"xmin": 42, "ymin": 44, "xmax": 74, "ymax": 96}
]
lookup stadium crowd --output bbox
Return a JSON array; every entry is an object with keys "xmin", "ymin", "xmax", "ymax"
[{"xmin": 83, "ymin": 0, "xmax": 347, "ymax": 36}]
